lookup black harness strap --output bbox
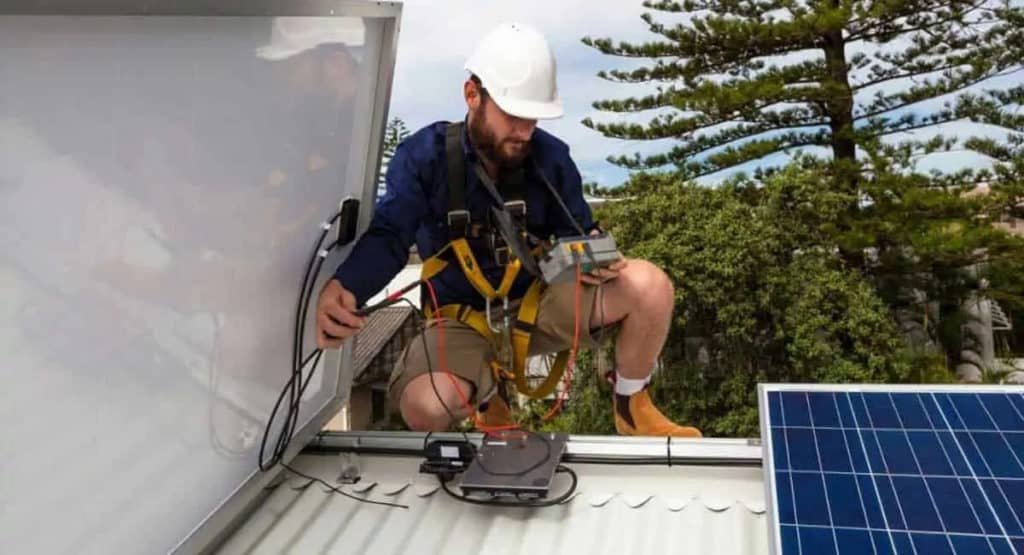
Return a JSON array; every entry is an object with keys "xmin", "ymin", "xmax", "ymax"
[{"xmin": 445, "ymin": 122, "xmax": 469, "ymax": 239}]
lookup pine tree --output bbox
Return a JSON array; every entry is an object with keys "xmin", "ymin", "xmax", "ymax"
[
  {"xmin": 583, "ymin": 0, "xmax": 1024, "ymax": 186},
  {"xmin": 378, "ymin": 117, "xmax": 410, "ymax": 200}
]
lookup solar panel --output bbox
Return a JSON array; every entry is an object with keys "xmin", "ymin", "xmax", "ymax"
[{"xmin": 759, "ymin": 384, "xmax": 1024, "ymax": 555}]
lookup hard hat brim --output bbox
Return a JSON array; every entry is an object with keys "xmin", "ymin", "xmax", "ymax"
[
  {"xmin": 255, "ymin": 45, "xmax": 311, "ymax": 61},
  {"xmin": 490, "ymin": 93, "xmax": 564, "ymax": 121}
]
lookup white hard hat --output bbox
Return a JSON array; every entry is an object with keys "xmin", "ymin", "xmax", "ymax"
[
  {"xmin": 465, "ymin": 23, "xmax": 563, "ymax": 120},
  {"xmin": 256, "ymin": 17, "xmax": 365, "ymax": 61}
]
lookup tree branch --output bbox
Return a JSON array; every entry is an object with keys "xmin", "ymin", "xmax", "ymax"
[{"xmin": 851, "ymin": 63, "xmax": 964, "ymax": 92}]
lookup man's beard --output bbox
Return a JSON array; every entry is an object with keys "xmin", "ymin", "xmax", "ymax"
[{"xmin": 468, "ymin": 105, "xmax": 530, "ymax": 171}]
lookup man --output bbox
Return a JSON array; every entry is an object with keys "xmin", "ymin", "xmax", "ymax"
[{"xmin": 317, "ymin": 22, "xmax": 701, "ymax": 437}]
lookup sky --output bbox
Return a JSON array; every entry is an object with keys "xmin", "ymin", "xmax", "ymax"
[{"xmin": 385, "ymin": 0, "xmax": 1021, "ymax": 187}]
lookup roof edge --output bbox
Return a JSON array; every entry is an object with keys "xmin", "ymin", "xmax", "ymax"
[{"xmin": 308, "ymin": 431, "xmax": 763, "ymax": 466}]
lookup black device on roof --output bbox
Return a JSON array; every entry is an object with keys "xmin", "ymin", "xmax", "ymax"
[{"xmin": 458, "ymin": 431, "xmax": 568, "ymax": 499}]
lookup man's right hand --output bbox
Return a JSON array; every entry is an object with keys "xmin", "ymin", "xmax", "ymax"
[{"xmin": 316, "ymin": 279, "xmax": 366, "ymax": 349}]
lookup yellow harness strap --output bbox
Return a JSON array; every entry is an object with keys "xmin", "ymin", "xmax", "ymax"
[{"xmin": 420, "ymin": 240, "xmax": 569, "ymax": 400}]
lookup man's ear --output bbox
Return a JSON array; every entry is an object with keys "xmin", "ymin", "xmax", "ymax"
[{"xmin": 464, "ymin": 79, "xmax": 482, "ymax": 111}]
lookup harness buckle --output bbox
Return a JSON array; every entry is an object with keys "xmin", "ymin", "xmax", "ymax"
[
  {"xmin": 504, "ymin": 200, "xmax": 526, "ymax": 221},
  {"xmin": 487, "ymin": 296, "xmax": 514, "ymax": 369},
  {"xmin": 447, "ymin": 209, "xmax": 470, "ymax": 239}
]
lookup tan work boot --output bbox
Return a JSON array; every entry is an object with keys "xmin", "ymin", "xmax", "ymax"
[
  {"xmin": 477, "ymin": 394, "xmax": 514, "ymax": 429},
  {"xmin": 614, "ymin": 389, "xmax": 703, "ymax": 438}
]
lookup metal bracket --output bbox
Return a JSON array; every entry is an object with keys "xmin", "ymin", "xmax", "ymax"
[{"xmin": 335, "ymin": 452, "xmax": 361, "ymax": 484}]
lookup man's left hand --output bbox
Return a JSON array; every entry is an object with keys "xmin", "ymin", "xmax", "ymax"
[{"xmin": 580, "ymin": 258, "xmax": 626, "ymax": 285}]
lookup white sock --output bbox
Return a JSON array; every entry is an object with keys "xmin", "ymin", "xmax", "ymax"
[{"xmin": 614, "ymin": 373, "xmax": 650, "ymax": 396}]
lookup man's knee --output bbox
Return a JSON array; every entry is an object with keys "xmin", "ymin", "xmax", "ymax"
[
  {"xmin": 623, "ymin": 259, "xmax": 674, "ymax": 306},
  {"xmin": 399, "ymin": 373, "xmax": 473, "ymax": 432}
]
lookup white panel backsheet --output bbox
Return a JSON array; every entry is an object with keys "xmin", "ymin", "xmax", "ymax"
[{"xmin": 0, "ymin": 15, "xmax": 380, "ymax": 554}]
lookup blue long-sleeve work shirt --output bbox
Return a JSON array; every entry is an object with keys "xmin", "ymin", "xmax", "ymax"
[{"xmin": 333, "ymin": 120, "xmax": 594, "ymax": 310}]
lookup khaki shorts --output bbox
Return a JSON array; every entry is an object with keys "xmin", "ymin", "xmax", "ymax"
[{"xmin": 387, "ymin": 280, "xmax": 613, "ymax": 414}]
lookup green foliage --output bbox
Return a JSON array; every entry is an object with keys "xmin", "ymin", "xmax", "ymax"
[{"xmin": 525, "ymin": 167, "xmax": 926, "ymax": 437}]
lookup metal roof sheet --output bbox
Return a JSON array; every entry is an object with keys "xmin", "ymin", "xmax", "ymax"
[{"xmin": 215, "ymin": 448, "xmax": 769, "ymax": 554}]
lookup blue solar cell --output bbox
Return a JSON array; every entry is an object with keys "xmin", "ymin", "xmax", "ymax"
[
  {"xmin": 960, "ymin": 478, "xmax": 1003, "ymax": 536},
  {"xmin": 973, "ymin": 433, "xmax": 1024, "ymax": 478},
  {"xmin": 892, "ymin": 476, "xmax": 943, "ymax": 532},
  {"xmin": 910, "ymin": 532, "xmax": 954, "ymax": 555},
  {"xmin": 834, "ymin": 528, "xmax": 873, "ymax": 555},
  {"xmin": 907, "ymin": 431, "xmax": 955, "ymax": 476},
  {"xmin": 771, "ymin": 427, "xmax": 790, "ymax": 470},
  {"xmin": 808, "ymin": 392, "xmax": 841, "ymax": 427},
  {"xmin": 877, "ymin": 431, "xmax": 920, "ymax": 474},
  {"xmin": 776, "ymin": 471, "xmax": 796, "ymax": 525},
  {"xmin": 927, "ymin": 477, "xmax": 982, "ymax": 534},
  {"xmin": 873, "ymin": 475, "xmax": 907, "ymax": 530},
  {"xmin": 769, "ymin": 391, "xmax": 784, "ymax": 426},
  {"xmin": 798, "ymin": 526, "xmax": 837, "ymax": 555},
  {"xmin": 892, "ymin": 393, "xmax": 932, "ymax": 429},
  {"xmin": 991, "ymin": 538, "xmax": 1017, "ymax": 555},
  {"xmin": 787, "ymin": 428, "xmax": 821, "ymax": 471},
  {"xmin": 856, "ymin": 474, "xmax": 887, "ymax": 529},
  {"xmin": 921, "ymin": 393, "xmax": 952, "ymax": 428},
  {"xmin": 890, "ymin": 531, "xmax": 914, "ymax": 554},
  {"xmin": 980, "ymin": 479, "xmax": 1024, "ymax": 536},
  {"xmin": 1008, "ymin": 393, "xmax": 1024, "ymax": 421},
  {"xmin": 950, "ymin": 534, "xmax": 995, "ymax": 555},
  {"xmin": 848, "ymin": 393, "xmax": 872, "ymax": 427},
  {"xmin": 823, "ymin": 473, "xmax": 866, "ymax": 528},
  {"xmin": 779, "ymin": 524, "xmax": 799, "ymax": 555},
  {"xmin": 792, "ymin": 472, "xmax": 832, "ymax": 526},
  {"xmin": 950, "ymin": 393, "xmax": 998, "ymax": 430},
  {"xmin": 783, "ymin": 392, "xmax": 811, "ymax": 427},
  {"xmin": 934, "ymin": 393, "xmax": 967, "ymax": 429},
  {"xmin": 834, "ymin": 393, "xmax": 856, "ymax": 427},
  {"xmin": 869, "ymin": 531, "xmax": 896, "ymax": 555},
  {"xmin": 1005, "ymin": 432, "xmax": 1024, "ymax": 458},
  {"xmin": 863, "ymin": 393, "xmax": 902, "ymax": 428},
  {"xmin": 859, "ymin": 430, "xmax": 887, "ymax": 472},
  {"xmin": 844, "ymin": 430, "xmax": 870, "ymax": 473},
  {"xmin": 936, "ymin": 431, "xmax": 973, "ymax": 476},
  {"xmin": 985, "ymin": 395, "xmax": 1024, "ymax": 431},
  {"xmin": 956, "ymin": 431, "xmax": 994, "ymax": 477},
  {"xmin": 816, "ymin": 429, "xmax": 852, "ymax": 472},
  {"xmin": 999, "ymin": 480, "xmax": 1024, "ymax": 527}
]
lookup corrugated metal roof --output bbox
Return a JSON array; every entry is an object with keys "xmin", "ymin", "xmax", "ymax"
[{"xmin": 215, "ymin": 451, "xmax": 768, "ymax": 554}]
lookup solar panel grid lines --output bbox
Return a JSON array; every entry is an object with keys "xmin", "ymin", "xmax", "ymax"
[{"xmin": 759, "ymin": 384, "xmax": 1024, "ymax": 555}]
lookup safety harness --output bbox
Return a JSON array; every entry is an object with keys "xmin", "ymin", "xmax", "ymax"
[{"xmin": 416, "ymin": 121, "xmax": 570, "ymax": 401}]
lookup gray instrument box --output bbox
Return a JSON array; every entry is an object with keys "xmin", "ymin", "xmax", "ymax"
[{"xmin": 538, "ymin": 233, "xmax": 621, "ymax": 284}]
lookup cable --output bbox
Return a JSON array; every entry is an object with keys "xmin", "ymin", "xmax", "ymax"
[
  {"xmin": 439, "ymin": 465, "xmax": 578, "ymax": 508},
  {"xmin": 541, "ymin": 260, "xmax": 582, "ymax": 422},
  {"xmin": 256, "ymin": 211, "xmax": 412, "ymax": 510},
  {"xmin": 417, "ymin": 281, "xmax": 552, "ymax": 477},
  {"xmin": 282, "ymin": 462, "xmax": 409, "ymax": 509}
]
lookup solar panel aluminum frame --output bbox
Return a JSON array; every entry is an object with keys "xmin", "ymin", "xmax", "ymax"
[{"xmin": 758, "ymin": 382, "xmax": 1024, "ymax": 555}]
